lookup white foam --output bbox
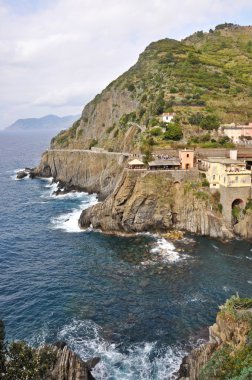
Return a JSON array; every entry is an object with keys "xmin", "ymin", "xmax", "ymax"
[
  {"xmin": 246, "ymin": 256, "xmax": 252, "ymax": 261},
  {"xmin": 145, "ymin": 237, "xmax": 187, "ymax": 265},
  {"xmin": 11, "ymin": 168, "xmax": 30, "ymax": 181},
  {"xmin": 223, "ymin": 286, "xmax": 231, "ymax": 293},
  {"xmin": 54, "ymin": 319, "xmax": 186, "ymax": 380},
  {"xmin": 248, "ymin": 280, "xmax": 252, "ymax": 285},
  {"xmin": 50, "ymin": 194, "xmax": 98, "ymax": 233},
  {"xmin": 211, "ymin": 244, "xmax": 219, "ymax": 250}
]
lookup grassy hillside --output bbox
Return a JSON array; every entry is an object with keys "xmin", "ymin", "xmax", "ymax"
[{"xmin": 52, "ymin": 24, "xmax": 252, "ymax": 151}]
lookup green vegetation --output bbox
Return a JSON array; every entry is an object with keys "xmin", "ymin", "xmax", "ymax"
[
  {"xmin": 54, "ymin": 24, "xmax": 252, "ymax": 150},
  {"xmin": 163, "ymin": 123, "xmax": 183, "ymax": 140},
  {"xmin": 0, "ymin": 321, "xmax": 56, "ymax": 379},
  {"xmin": 200, "ymin": 295, "xmax": 252, "ymax": 380},
  {"xmin": 89, "ymin": 138, "xmax": 98, "ymax": 149},
  {"xmin": 200, "ymin": 344, "xmax": 252, "ymax": 380},
  {"xmin": 51, "ymin": 119, "xmax": 81, "ymax": 147}
]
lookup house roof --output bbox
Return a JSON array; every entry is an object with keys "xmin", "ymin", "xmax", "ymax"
[
  {"xmin": 148, "ymin": 159, "xmax": 180, "ymax": 166},
  {"xmin": 163, "ymin": 112, "xmax": 176, "ymax": 116},
  {"xmin": 128, "ymin": 159, "xmax": 144, "ymax": 166},
  {"xmin": 202, "ymin": 158, "xmax": 245, "ymax": 165}
]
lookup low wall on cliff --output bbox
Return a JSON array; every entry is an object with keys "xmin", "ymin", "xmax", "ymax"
[
  {"xmin": 37, "ymin": 149, "xmax": 128, "ymax": 199},
  {"xmin": 126, "ymin": 168, "xmax": 199, "ymax": 182}
]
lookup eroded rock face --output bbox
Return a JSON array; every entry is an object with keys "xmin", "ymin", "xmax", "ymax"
[
  {"xmin": 233, "ymin": 210, "xmax": 252, "ymax": 240},
  {"xmin": 79, "ymin": 170, "xmax": 233, "ymax": 240},
  {"xmin": 51, "ymin": 88, "xmax": 139, "ymax": 152},
  {"xmin": 48, "ymin": 344, "xmax": 99, "ymax": 380},
  {"xmin": 177, "ymin": 309, "xmax": 252, "ymax": 380},
  {"xmin": 35, "ymin": 150, "xmax": 127, "ymax": 199}
]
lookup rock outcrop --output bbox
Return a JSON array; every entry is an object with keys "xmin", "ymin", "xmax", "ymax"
[
  {"xmin": 35, "ymin": 149, "xmax": 128, "ymax": 199},
  {"xmin": 79, "ymin": 170, "xmax": 233, "ymax": 240},
  {"xmin": 177, "ymin": 296, "xmax": 252, "ymax": 380},
  {"xmin": 49, "ymin": 343, "xmax": 99, "ymax": 380},
  {"xmin": 233, "ymin": 209, "xmax": 252, "ymax": 240}
]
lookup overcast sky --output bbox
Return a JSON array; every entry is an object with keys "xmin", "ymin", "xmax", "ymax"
[{"xmin": 0, "ymin": 0, "xmax": 252, "ymax": 128}]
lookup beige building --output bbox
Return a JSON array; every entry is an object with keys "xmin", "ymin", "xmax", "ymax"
[
  {"xmin": 221, "ymin": 123, "xmax": 252, "ymax": 143},
  {"xmin": 179, "ymin": 149, "xmax": 194, "ymax": 170},
  {"xmin": 198, "ymin": 158, "xmax": 251, "ymax": 189},
  {"xmin": 198, "ymin": 157, "xmax": 251, "ymax": 225}
]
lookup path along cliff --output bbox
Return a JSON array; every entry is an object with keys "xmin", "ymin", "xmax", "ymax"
[
  {"xmin": 34, "ymin": 149, "xmax": 252, "ymax": 240},
  {"xmin": 35, "ymin": 149, "xmax": 128, "ymax": 200}
]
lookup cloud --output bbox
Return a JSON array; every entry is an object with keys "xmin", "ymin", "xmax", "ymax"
[{"xmin": 1, "ymin": 0, "xmax": 252, "ymax": 127}]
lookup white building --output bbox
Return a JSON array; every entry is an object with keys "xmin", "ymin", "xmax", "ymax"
[{"xmin": 162, "ymin": 113, "xmax": 176, "ymax": 123}]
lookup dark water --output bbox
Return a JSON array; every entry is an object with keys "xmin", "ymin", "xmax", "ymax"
[{"xmin": 0, "ymin": 131, "xmax": 252, "ymax": 379}]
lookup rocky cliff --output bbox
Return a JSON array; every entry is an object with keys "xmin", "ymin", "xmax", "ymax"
[
  {"xmin": 35, "ymin": 149, "xmax": 128, "ymax": 199},
  {"xmin": 234, "ymin": 209, "xmax": 252, "ymax": 240},
  {"xmin": 48, "ymin": 343, "xmax": 99, "ymax": 380},
  {"xmin": 79, "ymin": 170, "xmax": 233, "ymax": 240},
  {"xmin": 50, "ymin": 25, "xmax": 252, "ymax": 152},
  {"xmin": 178, "ymin": 296, "xmax": 252, "ymax": 380}
]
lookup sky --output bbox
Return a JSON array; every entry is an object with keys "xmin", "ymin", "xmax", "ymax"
[{"xmin": 0, "ymin": 0, "xmax": 252, "ymax": 128}]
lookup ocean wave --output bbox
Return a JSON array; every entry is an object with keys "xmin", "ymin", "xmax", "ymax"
[
  {"xmin": 141, "ymin": 238, "xmax": 188, "ymax": 266},
  {"xmin": 50, "ymin": 194, "xmax": 98, "ymax": 233},
  {"xmin": 54, "ymin": 319, "xmax": 186, "ymax": 380},
  {"xmin": 11, "ymin": 168, "xmax": 30, "ymax": 181}
]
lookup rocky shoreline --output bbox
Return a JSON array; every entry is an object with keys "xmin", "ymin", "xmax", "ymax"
[
  {"xmin": 19, "ymin": 154, "xmax": 252, "ymax": 241},
  {"xmin": 177, "ymin": 296, "xmax": 252, "ymax": 380}
]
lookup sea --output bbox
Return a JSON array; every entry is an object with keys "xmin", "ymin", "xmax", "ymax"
[{"xmin": 0, "ymin": 130, "xmax": 251, "ymax": 379}]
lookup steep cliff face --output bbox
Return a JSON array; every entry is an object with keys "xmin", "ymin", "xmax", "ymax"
[
  {"xmin": 79, "ymin": 170, "xmax": 233, "ymax": 240},
  {"xmin": 234, "ymin": 210, "xmax": 252, "ymax": 240},
  {"xmin": 178, "ymin": 296, "xmax": 252, "ymax": 380},
  {"xmin": 51, "ymin": 87, "xmax": 140, "ymax": 152},
  {"xmin": 50, "ymin": 25, "xmax": 252, "ymax": 152},
  {"xmin": 36, "ymin": 150, "xmax": 127, "ymax": 199},
  {"xmin": 49, "ymin": 343, "xmax": 98, "ymax": 380}
]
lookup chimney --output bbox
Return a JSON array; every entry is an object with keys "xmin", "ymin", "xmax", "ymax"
[{"xmin": 230, "ymin": 150, "xmax": 237, "ymax": 160}]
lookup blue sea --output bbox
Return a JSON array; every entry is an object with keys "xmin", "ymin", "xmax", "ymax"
[{"xmin": 0, "ymin": 130, "xmax": 252, "ymax": 379}]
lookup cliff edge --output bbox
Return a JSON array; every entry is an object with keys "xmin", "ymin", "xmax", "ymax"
[
  {"xmin": 178, "ymin": 295, "xmax": 252, "ymax": 380},
  {"xmin": 79, "ymin": 170, "xmax": 233, "ymax": 240}
]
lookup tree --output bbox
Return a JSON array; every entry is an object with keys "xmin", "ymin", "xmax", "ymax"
[
  {"xmin": 163, "ymin": 123, "xmax": 183, "ymax": 140},
  {"xmin": 200, "ymin": 114, "xmax": 220, "ymax": 130}
]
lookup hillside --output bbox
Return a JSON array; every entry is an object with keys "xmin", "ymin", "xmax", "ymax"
[
  {"xmin": 51, "ymin": 24, "xmax": 252, "ymax": 152},
  {"xmin": 7, "ymin": 114, "xmax": 79, "ymax": 131}
]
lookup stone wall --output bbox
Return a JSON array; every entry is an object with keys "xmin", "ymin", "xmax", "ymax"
[
  {"xmin": 219, "ymin": 185, "xmax": 251, "ymax": 225},
  {"xmin": 126, "ymin": 168, "xmax": 199, "ymax": 182}
]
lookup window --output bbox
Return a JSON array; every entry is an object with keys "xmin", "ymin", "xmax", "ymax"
[
  {"xmin": 186, "ymin": 154, "xmax": 189, "ymax": 158},
  {"xmin": 235, "ymin": 176, "xmax": 238, "ymax": 182},
  {"xmin": 213, "ymin": 175, "xmax": 215, "ymax": 180}
]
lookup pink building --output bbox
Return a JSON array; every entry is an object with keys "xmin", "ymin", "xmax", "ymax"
[
  {"xmin": 179, "ymin": 149, "xmax": 194, "ymax": 170},
  {"xmin": 222, "ymin": 123, "xmax": 252, "ymax": 143}
]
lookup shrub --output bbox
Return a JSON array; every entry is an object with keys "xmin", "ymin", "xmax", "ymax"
[
  {"xmin": 201, "ymin": 179, "xmax": 210, "ymax": 187},
  {"xmin": 200, "ymin": 344, "xmax": 252, "ymax": 380},
  {"xmin": 149, "ymin": 127, "xmax": 162, "ymax": 136},
  {"xmin": 200, "ymin": 114, "xmax": 220, "ymax": 130},
  {"xmin": 89, "ymin": 139, "xmax": 98, "ymax": 149},
  {"xmin": 163, "ymin": 123, "xmax": 183, "ymax": 141},
  {"xmin": 218, "ymin": 203, "xmax": 223, "ymax": 213},
  {"xmin": 127, "ymin": 83, "xmax": 135, "ymax": 92}
]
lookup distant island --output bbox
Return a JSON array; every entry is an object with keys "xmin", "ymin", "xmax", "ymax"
[{"xmin": 6, "ymin": 114, "xmax": 80, "ymax": 132}]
